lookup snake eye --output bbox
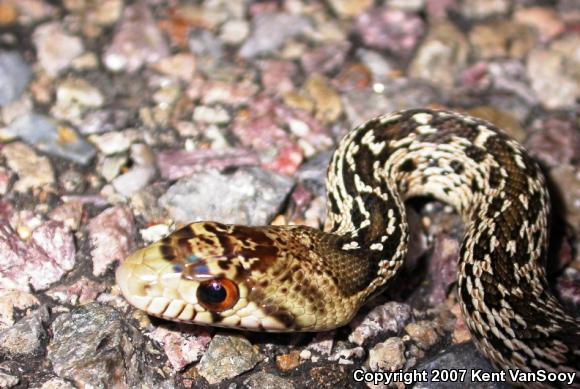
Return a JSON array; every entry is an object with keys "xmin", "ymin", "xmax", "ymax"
[{"xmin": 197, "ymin": 278, "xmax": 239, "ymax": 312}]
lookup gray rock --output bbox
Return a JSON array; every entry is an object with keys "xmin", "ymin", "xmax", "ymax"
[
  {"xmin": 349, "ymin": 302, "xmax": 413, "ymax": 346},
  {"xmin": 0, "ymin": 306, "xmax": 48, "ymax": 357},
  {"xmin": 0, "ymin": 52, "xmax": 31, "ymax": 107},
  {"xmin": 7, "ymin": 114, "xmax": 96, "ymax": 165},
  {"xmin": 413, "ymin": 343, "xmax": 510, "ymax": 389},
  {"xmin": 0, "ymin": 372, "xmax": 19, "ymax": 388},
  {"xmin": 160, "ymin": 167, "xmax": 295, "ymax": 225},
  {"xmin": 198, "ymin": 334, "xmax": 264, "ymax": 385},
  {"xmin": 47, "ymin": 303, "xmax": 174, "ymax": 388},
  {"xmin": 243, "ymin": 371, "xmax": 295, "ymax": 389},
  {"xmin": 239, "ymin": 12, "xmax": 312, "ymax": 58}
]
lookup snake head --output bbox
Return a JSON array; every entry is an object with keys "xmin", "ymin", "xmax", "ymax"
[{"xmin": 116, "ymin": 221, "xmax": 297, "ymax": 331}]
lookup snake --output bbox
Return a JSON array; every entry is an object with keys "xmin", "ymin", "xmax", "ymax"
[{"xmin": 116, "ymin": 109, "xmax": 579, "ymax": 384}]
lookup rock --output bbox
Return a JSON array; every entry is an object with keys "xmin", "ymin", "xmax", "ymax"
[
  {"xmin": 369, "ymin": 337, "xmax": 406, "ymax": 371},
  {"xmin": 48, "ymin": 201, "xmax": 84, "ymax": 231},
  {"xmin": 469, "ymin": 21, "xmax": 536, "ymax": 60},
  {"xmin": 112, "ymin": 165, "xmax": 156, "ymax": 197},
  {"xmin": 6, "ymin": 114, "xmax": 96, "ymax": 165},
  {"xmin": 103, "ymin": 3, "xmax": 169, "ymax": 72},
  {"xmin": 0, "ymin": 306, "xmax": 48, "ymax": 357},
  {"xmin": 327, "ymin": 0, "xmax": 373, "ymax": 18},
  {"xmin": 160, "ymin": 167, "xmax": 294, "ymax": 225},
  {"xmin": 47, "ymin": 303, "xmax": 174, "ymax": 387},
  {"xmin": 355, "ymin": 7, "xmax": 424, "ymax": 58},
  {"xmin": 526, "ymin": 114, "xmax": 580, "ymax": 167},
  {"xmin": 243, "ymin": 371, "xmax": 295, "ymax": 389},
  {"xmin": 88, "ymin": 205, "xmax": 136, "ymax": 276},
  {"xmin": 260, "ymin": 60, "xmax": 297, "ymax": 95},
  {"xmin": 409, "ymin": 22, "xmax": 468, "ymax": 90},
  {"xmin": 459, "ymin": 0, "xmax": 509, "ymax": 20},
  {"xmin": 0, "ymin": 221, "xmax": 75, "ymax": 292},
  {"xmin": 88, "ymin": 130, "xmax": 138, "ymax": 155},
  {"xmin": 149, "ymin": 326, "xmax": 212, "ymax": 371},
  {"xmin": 51, "ymin": 77, "xmax": 104, "ymax": 123},
  {"xmin": 308, "ymin": 365, "xmax": 350, "ymax": 388},
  {"xmin": 39, "ymin": 377, "xmax": 75, "ymax": 389},
  {"xmin": 239, "ymin": 12, "xmax": 312, "ymax": 58},
  {"xmin": 151, "ymin": 53, "xmax": 196, "ymax": 81},
  {"xmin": 305, "ymin": 74, "xmax": 342, "ymax": 124},
  {"xmin": 0, "ymin": 372, "xmax": 18, "ymax": 388},
  {"xmin": 197, "ymin": 334, "xmax": 263, "ymax": 385},
  {"xmin": 0, "ymin": 52, "xmax": 31, "ymax": 106},
  {"xmin": 1, "ymin": 142, "xmax": 54, "ymax": 192},
  {"xmin": 46, "ymin": 277, "xmax": 107, "ymax": 306},
  {"xmin": 193, "ymin": 105, "xmax": 231, "ymax": 124},
  {"xmin": 32, "ymin": 22, "xmax": 84, "ymax": 76},
  {"xmin": 349, "ymin": 302, "xmax": 413, "ymax": 346},
  {"xmin": 514, "ymin": 7, "xmax": 565, "ymax": 42},
  {"xmin": 527, "ymin": 36, "xmax": 580, "ymax": 109},
  {"xmin": 276, "ymin": 350, "xmax": 301, "ymax": 371},
  {"xmin": 0, "ymin": 290, "xmax": 39, "ymax": 329},
  {"xmin": 301, "ymin": 42, "xmax": 350, "ymax": 75},
  {"xmin": 413, "ymin": 343, "xmax": 509, "ymax": 389},
  {"xmin": 220, "ymin": 19, "xmax": 250, "ymax": 45},
  {"xmin": 549, "ymin": 165, "xmax": 580, "ymax": 232},
  {"xmin": 405, "ymin": 321, "xmax": 440, "ymax": 350}
]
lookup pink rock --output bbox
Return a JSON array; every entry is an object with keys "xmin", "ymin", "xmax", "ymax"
[
  {"xmin": 355, "ymin": 8, "xmax": 424, "ymax": 57},
  {"xmin": 199, "ymin": 80, "xmax": 259, "ymax": 106},
  {"xmin": 157, "ymin": 148, "xmax": 260, "ymax": 181},
  {"xmin": 260, "ymin": 60, "xmax": 297, "ymax": 95},
  {"xmin": 47, "ymin": 276, "xmax": 107, "ymax": 305},
  {"xmin": 526, "ymin": 115, "xmax": 580, "ymax": 167},
  {"xmin": 149, "ymin": 326, "xmax": 212, "ymax": 371},
  {"xmin": 301, "ymin": 42, "xmax": 351, "ymax": 75},
  {"xmin": 49, "ymin": 200, "xmax": 84, "ymax": 231},
  {"xmin": 103, "ymin": 3, "xmax": 169, "ymax": 72},
  {"xmin": 88, "ymin": 205, "xmax": 136, "ymax": 276},
  {"xmin": 262, "ymin": 143, "xmax": 304, "ymax": 177},
  {"xmin": 0, "ymin": 221, "xmax": 75, "ymax": 292}
]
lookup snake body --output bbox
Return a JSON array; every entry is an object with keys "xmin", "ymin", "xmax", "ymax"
[{"xmin": 117, "ymin": 109, "xmax": 579, "ymax": 382}]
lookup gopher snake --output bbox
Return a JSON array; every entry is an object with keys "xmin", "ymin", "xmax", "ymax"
[{"xmin": 117, "ymin": 109, "xmax": 579, "ymax": 384}]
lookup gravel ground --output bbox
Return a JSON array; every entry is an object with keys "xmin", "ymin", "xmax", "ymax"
[{"xmin": 0, "ymin": 0, "xmax": 578, "ymax": 388}]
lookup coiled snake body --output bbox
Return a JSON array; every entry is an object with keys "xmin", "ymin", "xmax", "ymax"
[{"xmin": 117, "ymin": 109, "xmax": 579, "ymax": 383}]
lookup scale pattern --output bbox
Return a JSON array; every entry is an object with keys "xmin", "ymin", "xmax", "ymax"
[{"xmin": 117, "ymin": 109, "xmax": 579, "ymax": 385}]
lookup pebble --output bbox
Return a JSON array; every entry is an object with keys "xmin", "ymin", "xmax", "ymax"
[
  {"xmin": 160, "ymin": 167, "xmax": 294, "ymax": 225},
  {"xmin": 527, "ymin": 35, "xmax": 580, "ymax": 109},
  {"xmin": 368, "ymin": 337, "xmax": 406, "ymax": 371},
  {"xmin": 197, "ymin": 334, "xmax": 263, "ymax": 385},
  {"xmin": 88, "ymin": 130, "xmax": 138, "ymax": 155},
  {"xmin": 276, "ymin": 350, "xmax": 301, "ymax": 371},
  {"xmin": 459, "ymin": 0, "xmax": 510, "ymax": 20},
  {"xmin": 526, "ymin": 115, "xmax": 580, "ymax": 167},
  {"xmin": 152, "ymin": 53, "xmax": 196, "ymax": 81},
  {"xmin": 0, "ymin": 372, "xmax": 18, "ymax": 388},
  {"xmin": 409, "ymin": 21, "xmax": 468, "ymax": 90},
  {"xmin": 305, "ymin": 74, "xmax": 342, "ymax": 124},
  {"xmin": 355, "ymin": 7, "xmax": 424, "ymax": 58},
  {"xmin": 103, "ymin": 3, "xmax": 169, "ymax": 72},
  {"xmin": 244, "ymin": 371, "xmax": 295, "ymax": 389},
  {"xmin": 469, "ymin": 21, "xmax": 536, "ymax": 60},
  {"xmin": 0, "ymin": 52, "xmax": 31, "ymax": 107},
  {"xmin": 149, "ymin": 326, "xmax": 212, "ymax": 371},
  {"xmin": 46, "ymin": 276, "xmax": 106, "ymax": 306},
  {"xmin": 32, "ymin": 22, "xmax": 84, "ymax": 76},
  {"xmin": 0, "ymin": 290, "xmax": 39, "ymax": 329},
  {"xmin": 260, "ymin": 60, "xmax": 297, "ymax": 95},
  {"xmin": 514, "ymin": 7, "xmax": 565, "ymax": 42},
  {"xmin": 6, "ymin": 113, "xmax": 96, "ymax": 165},
  {"xmin": 549, "ymin": 165, "xmax": 580, "ymax": 232},
  {"xmin": 39, "ymin": 378, "xmax": 76, "ymax": 389},
  {"xmin": 112, "ymin": 165, "xmax": 156, "ymax": 197},
  {"xmin": 48, "ymin": 201, "xmax": 84, "ymax": 232},
  {"xmin": 193, "ymin": 105, "xmax": 231, "ymax": 124},
  {"xmin": 1, "ymin": 142, "xmax": 54, "ymax": 192},
  {"xmin": 0, "ymin": 220, "xmax": 75, "ymax": 292},
  {"xmin": 405, "ymin": 321, "xmax": 440, "ymax": 350},
  {"xmin": 301, "ymin": 42, "xmax": 350, "ymax": 75},
  {"xmin": 327, "ymin": 0, "xmax": 373, "ymax": 18},
  {"xmin": 88, "ymin": 205, "xmax": 135, "ymax": 276},
  {"xmin": 220, "ymin": 19, "xmax": 250, "ymax": 45},
  {"xmin": 239, "ymin": 12, "xmax": 312, "ymax": 58},
  {"xmin": 0, "ymin": 306, "xmax": 48, "ymax": 357},
  {"xmin": 47, "ymin": 303, "xmax": 174, "ymax": 387},
  {"xmin": 349, "ymin": 302, "xmax": 413, "ymax": 346}
]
